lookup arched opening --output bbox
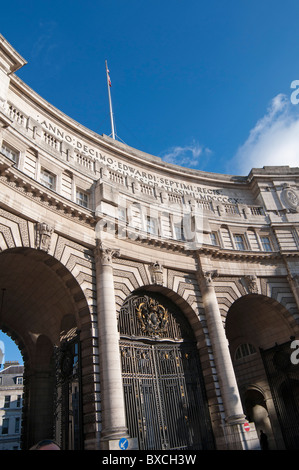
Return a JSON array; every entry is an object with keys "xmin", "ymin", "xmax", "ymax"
[
  {"xmin": 243, "ymin": 388, "xmax": 271, "ymax": 439},
  {"xmin": 0, "ymin": 247, "xmax": 89, "ymax": 449},
  {"xmin": 226, "ymin": 293, "xmax": 299, "ymax": 449},
  {"xmin": 118, "ymin": 288, "xmax": 215, "ymax": 450}
]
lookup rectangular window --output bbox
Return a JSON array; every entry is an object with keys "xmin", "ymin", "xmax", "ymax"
[
  {"xmin": 234, "ymin": 234, "xmax": 246, "ymax": 250},
  {"xmin": 76, "ymin": 189, "xmax": 89, "ymax": 208},
  {"xmin": 16, "ymin": 377, "xmax": 23, "ymax": 385},
  {"xmin": 260, "ymin": 236, "xmax": 272, "ymax": 252},
  {"xmin": 118, "ymin": 207, "xmax": 126, "ymax": 222},
  {"xmin": 4, "ymin": 395, "xmax": 11, "ymax": 408},
  {"xmin": 17, "ymin": 395, "xmax": 22, "ymax": 407},
  {"xmin": 1, "ymin": 142, "xmax": 19, "ymax": 165},
  {"xmin": 174, "ymin": 222, "xmax": 185, "ymax": 241},
  {"xmin": 15, "ymin": 417, "xmax": 20, "ymax": 434},
  {"xmin": 40, "ymin": 168, "xmax": 56, "ymax": 190},
  {"xmin": 210, "ymin": 232, "xmax": 218, "ymax": 246},
  {"xmin": 146, "ymin": 216, "xmax": 158, "ymax": 235},
  {"xmin": 2, "ymin": 418, "xmax": 9, "ymax": 434}
]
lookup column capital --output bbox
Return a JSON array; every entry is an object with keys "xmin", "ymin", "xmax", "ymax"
[
  {"xmin": 199, "ymin": 269, "xmax": 218, "ymax": 286},
  {"xmin": 95, "ymin": 240, "xmax": 120, "ymax": 266}
]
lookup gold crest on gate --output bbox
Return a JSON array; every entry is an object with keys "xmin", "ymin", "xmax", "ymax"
[{"xmin": 136, "ymin": 297, "xmax": 169, "ymax": 336}]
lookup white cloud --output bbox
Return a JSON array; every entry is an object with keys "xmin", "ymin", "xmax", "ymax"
[
  {"xmin": 31, "ymin": 21, "xmax": 58, "ymax": 60},
  {"xmin": 160, "ymin": 141, "xmax": 212, "ymax": 169},
  {"xmin": 229, "ymin": 93, "xmax": 299, "ymax": 175}
]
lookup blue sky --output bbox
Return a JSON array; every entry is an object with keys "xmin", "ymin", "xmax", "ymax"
[
  {"xmin": 0, "ymin": 332, "xmax": 23, "ymax": 368},
  {"xmin": 1, "ymin": 0, "xmax": 299, "ymax": 362},
  {"xmin": 1, "ymin": 0, "xmax": 299, "ymax": 176}
]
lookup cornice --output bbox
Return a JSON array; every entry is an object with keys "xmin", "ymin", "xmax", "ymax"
[
  {"xmin": 198, "ymin": 245, "xmax": 298, "ymax": 261},
  {"xmin": 0, "ymin": 34, "xmax": 27, "ymax": 74},
  {"xmin": 1, "ymin": 152, "xmax": 299, "ymax": 260}
]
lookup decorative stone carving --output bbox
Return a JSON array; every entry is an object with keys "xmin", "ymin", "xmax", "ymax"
[
  {"xmin": 95, "ymin": 240, "xmax": 120, "ymax": 265},
  {"xmin": 281, "ymin": 184, "xmax": 299, "ymax": 211},
  {"xmin": 202, "ymin": 270, "xmax": 218, "ymax": 286},
  {"xmin": 136, "ymin": 296, "xmax": 168, "ymax": 336},
  {"xmin": 149, "ymin": 261, "xmax": 163, "ymax": 285},
  {"xmin": 244, "ymin": 275, "xmax": 259, "ymax": 294},
  {"xmin": 35, "ymin": 222, "xmax": 54, "ymax": 252}
]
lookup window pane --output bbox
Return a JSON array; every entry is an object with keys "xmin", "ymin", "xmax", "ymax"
[
  {"xmin": 174, "ymin": 223, "xmax": 185, "ymax": 241},
  {"xmin": 118, "ymin": 207, "xmax": 126, "ymax": 222},
  {"xmin": 40, "ymin": 169, "xmax": 55, "ymax": 189},
  {"xmin": 17, "ymin": 395, "xmax": 22, "ymax": 407},
  {"xmin": 15, "ymin": 417, "xmax": 20, "ymax": 433},
  {"xmin": 235, "ymin": 343, "xmax": 256, "ymax": 360},
  {"xmin": 260, "ymin": 236, "xmax": 272, "ymax": 252},
  {"xmin": 210, "ymin": 232, "xmax": 218, "ymax": 245},
  {"xmin": 76, "ymin": 190, "xmax": 88, "ymax": 208},
  {"xmin": 1, "ymin": 143, "xmax": 19, "ymax": 164},
  {"xmin": 2, "ymin": 418, "xmax": 9, "ymax": 434},
  {"xmin": 4, "ymin": 395, "xmax": 10, "ymax": 408},
  {"xmin": 234, "ymin": 235, "xmax": 245, "ymax": 250},
  {"xmin": 147, "ymin": 216, "xmax": 157, "ymax": 234}
]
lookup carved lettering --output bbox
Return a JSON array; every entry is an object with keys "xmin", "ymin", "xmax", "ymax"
[{"xmin": 32, "ymin": 117, "xmax": 250, "ymax": 203}]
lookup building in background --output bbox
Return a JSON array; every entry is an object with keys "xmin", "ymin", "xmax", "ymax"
[
  {"xmin": 0, "ymin": 362, "xmax": 23, "ymax": 450},
  {"xmin": 0, "ymin": 34, "xmax": 299, "ymax": 450}
]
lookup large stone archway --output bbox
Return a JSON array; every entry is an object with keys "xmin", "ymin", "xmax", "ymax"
[
  {"xmin": 226, "ymin": 293, "xmax": 296, "ymax": 353},
  {"xmin": 0, "ymin": 247, "xmax": 94, "ymax": 449},
  {"xmin": 226, "ymin": 293, "xmax": 299, "ymax": 449}
]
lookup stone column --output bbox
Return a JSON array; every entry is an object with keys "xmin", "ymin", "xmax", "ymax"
[
  {"xmin": 94, "ymin": 241, "xmax": 129, "ymax": 448},
  {"xmin": 198, "ymin": 266, "xmax": 260, "ymax": 449},
  {"xmin": 198, "ymin": 269, "xmax": 245, "ymax": 425}
]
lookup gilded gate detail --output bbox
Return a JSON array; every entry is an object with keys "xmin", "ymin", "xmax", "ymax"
[{"xmin": 119, "ymin": 293, "xmax": 215, "ymax": 450}]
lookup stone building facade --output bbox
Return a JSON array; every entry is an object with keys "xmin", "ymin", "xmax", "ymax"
[
  {"xmin": 0, "ymin": 362, "xmax": 24, "ymax": 450},
  {"xmin": 0, "ymin": 34, "xmax": 299, "ymax": 450}
]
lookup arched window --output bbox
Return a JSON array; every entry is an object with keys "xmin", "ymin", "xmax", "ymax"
[{"xmin": 235, "ymin": 343, "xmax": 256, "ymax": 360}]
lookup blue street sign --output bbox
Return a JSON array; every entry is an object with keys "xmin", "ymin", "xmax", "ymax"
[{"xmin": 119, "ymin": 438, "xmax": 129, "ymax": 450}]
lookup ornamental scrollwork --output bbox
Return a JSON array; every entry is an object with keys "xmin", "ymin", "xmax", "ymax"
[
  {"xmin": 95, "ymin": 239, "xmax": 120, "ymax": 265},
  {"xmin": 281, "ymin": 185, "xmax": 299, "ymax": 212},
  {"xmin": 136, "ymin": 296, "xmax": 169, "ymax": 337}
]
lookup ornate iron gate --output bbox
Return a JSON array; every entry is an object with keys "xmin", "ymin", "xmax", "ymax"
[
  {"xmin": 260, "ymin": 341, "xmax": 299, "ymax": 449},
  {"xmin": 53, "ymin": 329, "xmax": 83, "ymax": 450},
  {"xmin": 119, "ymin": 292, "xmax": 214, "ymax": 450}
]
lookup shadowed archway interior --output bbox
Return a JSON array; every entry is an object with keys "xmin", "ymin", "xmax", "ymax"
[
  {"xmin": 226, "ymin": 293, "xmax": 299, "ymax": 450},
  {"xmin": 0, "ymin": 247, "xmax": 80, "ymax": 448}
]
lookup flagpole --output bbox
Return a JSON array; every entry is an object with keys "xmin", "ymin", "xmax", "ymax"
[{"xmin": 105, "ymin": 60, "xmax": 115, "ymax": 140}]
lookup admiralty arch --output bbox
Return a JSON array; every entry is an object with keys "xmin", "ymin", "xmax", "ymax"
[{"xmin": 1, "ymin": 34, "xmax": 299, "ymax": 450}]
